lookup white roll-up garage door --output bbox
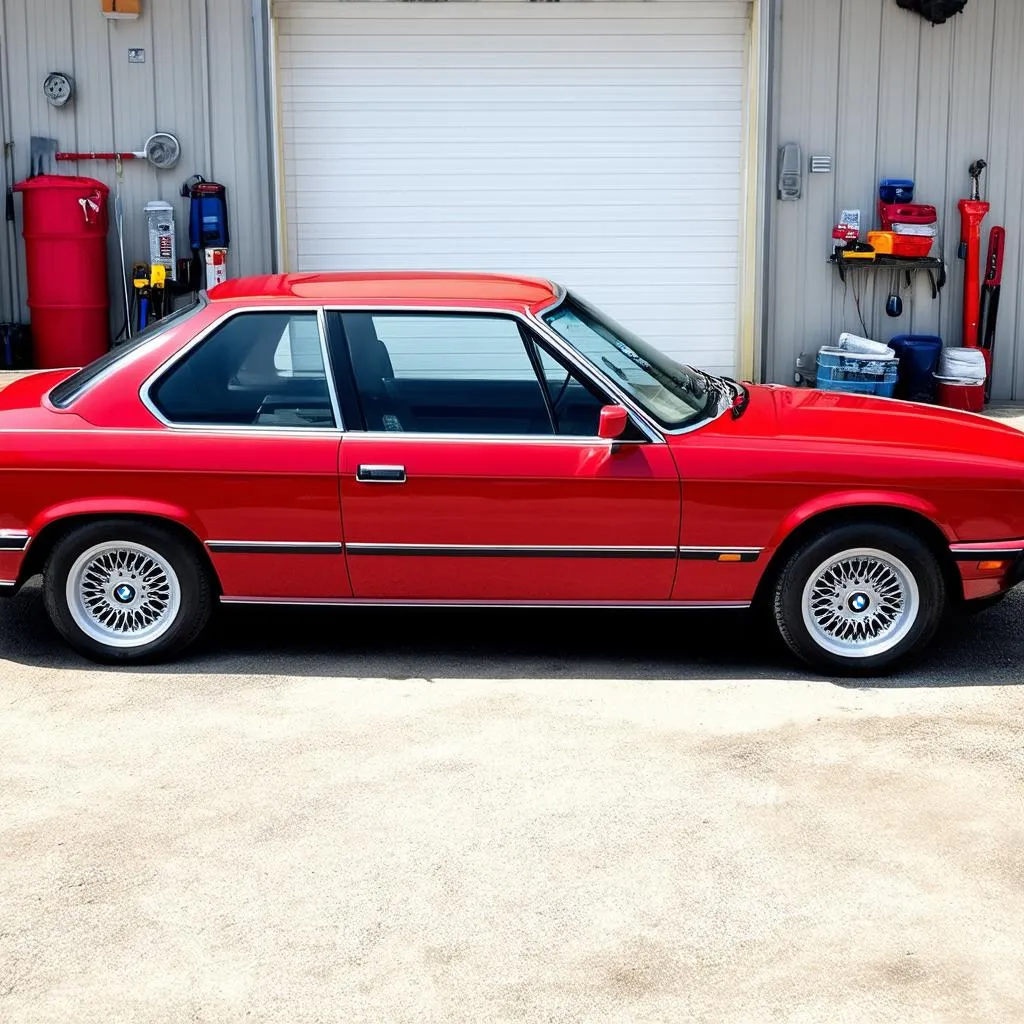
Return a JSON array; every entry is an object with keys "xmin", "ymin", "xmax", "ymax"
[{"xmin": 274, "ymin": 1, "xmax": 750, "ymax": 375}]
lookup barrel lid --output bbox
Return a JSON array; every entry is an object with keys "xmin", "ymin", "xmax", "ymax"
[{"xmin": 13, "ymin": 174, "xmax": 110, "ymax": 195}]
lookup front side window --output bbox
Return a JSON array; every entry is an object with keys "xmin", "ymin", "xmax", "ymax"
[
  {"xmin": 543, "ymin": 294, "xmax": 726, "ymax": 430},
  {"xmin": 342, "ymin": 312, "xmax": 608, "ymax": 436},
  {"xmin": 150, "ymin": 311, "xmax": 336, "ymax": 428}
]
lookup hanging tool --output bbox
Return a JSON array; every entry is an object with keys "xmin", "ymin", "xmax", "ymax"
[
  {"xmin": 978, "ymin": 226, "xmax": 1005, "ymax": 403},
  {"xmin": 957, "ymin": 158, "xmax": 989, "ymax": 348},
  {"xmin": 54, "ymin": 132, "xmax": 181, "ymax": 171},
  {"xmin": 29, "ymin": 136, "xmax": 58, "ymax": 177},
  {"xmin": 885, "ymin": 270, "xmax": 903, "ymax": 318}
]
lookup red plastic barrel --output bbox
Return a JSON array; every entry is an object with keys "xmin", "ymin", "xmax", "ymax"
[{"xmin": 13, "ymin": 175, "xmax": 110, "ymax": 368}]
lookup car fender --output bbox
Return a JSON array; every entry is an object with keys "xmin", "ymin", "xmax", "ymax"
[
  {"xmin": 26, "ymin": 497, "xmax": 207, "ymax": 546},
  {"xmin": 766, "ymin": 490, "xmax": 954, "ymax": 555}
]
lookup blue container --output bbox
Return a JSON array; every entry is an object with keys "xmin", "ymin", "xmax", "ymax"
[
  {"xmin": 879, "ymin": 178, "xmax": 915, "ymax": 204},
  {"xmin": 888, "ymin": 335, "xmax": 942, "ymax": 402},
  {"xmin": 817, "ymin": 346, "xmax": 898, "ymax": 397},
  {"xmin": 815, "ymin": 373, "xmax": 898, "ymax": 397}
]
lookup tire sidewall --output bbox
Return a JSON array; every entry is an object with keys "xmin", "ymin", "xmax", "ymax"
[
  {"xmin": 775, "ymin": 523, "xmax": 945, "ymax": 675},
  {"xmin": 44, "ymin": 520, "xmax": 210, "ymax": 664}
]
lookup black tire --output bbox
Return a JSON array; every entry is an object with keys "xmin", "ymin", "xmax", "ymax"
[
  {"xmin": 772, "ymin": 522, "xmax": 946, "ymax": 676},
  {"xmin": 43, "ymin": 519, "xmax": 213, "ymax": 664}
]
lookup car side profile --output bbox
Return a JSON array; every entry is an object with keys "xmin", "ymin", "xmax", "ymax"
[{"xmin": 1, "ymin": 271, "xmax": 1023, "ymax": 674}]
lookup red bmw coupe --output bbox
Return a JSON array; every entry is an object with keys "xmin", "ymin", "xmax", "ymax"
[{"xmin": 1, "ymin": 272, "xmax": 1022, "ymax": 673}]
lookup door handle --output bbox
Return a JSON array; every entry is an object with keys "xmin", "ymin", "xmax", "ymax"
[{"xmin": 356, "ymin": 464, "xmax": 406, "ymax": 483}]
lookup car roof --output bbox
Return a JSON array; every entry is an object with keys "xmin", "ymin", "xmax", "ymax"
[{"xmin": 207, "ymin": 271, "xmax": 562, "ymax": 311}]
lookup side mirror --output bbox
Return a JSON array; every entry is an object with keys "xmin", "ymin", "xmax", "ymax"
[{"xmin": 597, "ymin": 404, "xmax": 630, "ymax": 440}]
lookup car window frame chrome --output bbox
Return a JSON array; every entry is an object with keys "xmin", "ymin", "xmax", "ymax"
[
  {"xmin": 139, "ymin": 304, "xmax": 344, "ymax": 434},
  {"xmin": 324, "ymin": 303, "xmax": 664, "ymax": 445}
]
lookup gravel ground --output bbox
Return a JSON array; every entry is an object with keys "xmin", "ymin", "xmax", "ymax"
[{"xmin": 2, "ymin": 583, "xmax": 1023, "ymax": 1023}]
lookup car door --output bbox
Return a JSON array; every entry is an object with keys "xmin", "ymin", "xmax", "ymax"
[{"xmin": 328, "ymin": 309, "xmax": 681, "ymax": 603}]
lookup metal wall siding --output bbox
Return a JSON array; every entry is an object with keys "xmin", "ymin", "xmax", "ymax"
[
  {"xmin": 770, "ymin": 0, "xmax": 1024, "ymax": 400},
  {"xmin": 0, "ymin": 0, "xmax": 271, "ymax": 329}
]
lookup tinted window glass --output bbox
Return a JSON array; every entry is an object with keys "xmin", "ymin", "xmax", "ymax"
[
  {"xmin": 50, "ymin": 299, "xmax": 204, "ymax": 409},
  {"xmin": 151, "ymin": 312, "xmax": 335, "ymax": 428}
]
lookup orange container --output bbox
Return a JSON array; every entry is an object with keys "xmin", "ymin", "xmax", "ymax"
[
  {"xmin": 868, "ymin": 230, "xmax": 895, "ymax": 254},
  {"xmin": 935, "ymin": 378, "xmax": 984, "ymax": 412}
]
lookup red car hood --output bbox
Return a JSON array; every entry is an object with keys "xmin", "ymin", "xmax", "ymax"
[{"xmin": 718, "ymin": 384, "xmax": 1024, "ymax": 462}]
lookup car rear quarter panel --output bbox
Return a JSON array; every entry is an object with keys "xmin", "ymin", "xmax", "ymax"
[{"xmin": 0, "ymin": 426, "xmax": 348, "ymax": 598}]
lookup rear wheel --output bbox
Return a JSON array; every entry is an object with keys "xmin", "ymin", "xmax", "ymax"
[
  {"xmin": 43, "ymin": 520, "xmax": 213, "ymax": 664},
  {"xmin": 773, "ymin": 523, "xmax": 945, "ymax": 675}
]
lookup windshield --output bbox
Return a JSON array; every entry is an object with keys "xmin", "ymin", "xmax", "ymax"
[
  {"xmin": 49, "ymin": 298, "xmax": 206, "ymax": 409},
  {"xmin": 543, "ymin": 293, "xmax": 728, "ymax": 430}
]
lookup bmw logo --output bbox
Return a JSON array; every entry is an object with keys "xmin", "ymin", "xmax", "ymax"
[
  {"xmin": 113, "ymin": 583, "xmax": 136, "ymax": 604},
  {"xmin": 848, "ymin": 592, "xmax": 870, "ymax": 613}
]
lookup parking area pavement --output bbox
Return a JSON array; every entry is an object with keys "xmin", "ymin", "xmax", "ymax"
[{"xmin": 2, "ymin": 583, "xmax": 1024, "ymax": 1022}]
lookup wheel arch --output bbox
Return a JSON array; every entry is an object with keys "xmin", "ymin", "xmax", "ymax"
[
  {"xmin": 19, "ymin": 511, "xmax": 221, "ymax": 594},
  {"xmin": 754, "ymin": 501, "xmax": 961, "ymax": 610}
]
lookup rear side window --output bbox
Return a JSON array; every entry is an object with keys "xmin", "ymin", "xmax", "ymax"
[
  {"xmin": 50, "ymin": 299, "xmax": 204, "ymax": 408},
  {"xmin": 150, "ymin": 311, "xmax": 336, "ymax": 429}
]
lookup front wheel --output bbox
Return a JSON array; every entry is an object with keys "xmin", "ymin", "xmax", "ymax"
[
  {"xmin": 773, "ymin": 523, "xmax": 946, "ymax": 675},
  {"xmin": 43, "ymin": 520, "xmax": 213, "ymax": 664}
]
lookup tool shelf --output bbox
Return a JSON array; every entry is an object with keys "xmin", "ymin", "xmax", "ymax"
[{"xmin": 828, "ymin": 255, "xmax": 947, "ymax": 298}]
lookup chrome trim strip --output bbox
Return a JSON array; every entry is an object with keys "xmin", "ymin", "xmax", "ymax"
[
  {"xmin": 678, "ymin": 545, "xmax": 763, "ymax": 563},
  {"xmin": 950, "ymin": 549, "xmax": 1024, "ymax": 562},
  {"xmin": 139, "ymin": 304, "xmax": 343, "ymax": 434},
  {"xmin": 317, "ymin": 306, "xmax": 345, "ymax": 430},
  {"xmin": 346, "ymin": 432, "xmax": 621, "ymax": 446},
  {"xmin": 220, "ymin": 596, "xmax": 751, "ymax": 610},
  {"xmin": 0, "ymin": 532, "xmax": 30, "ymax": 552},
  {"xmin": 344, "ymin": 543, "xmax": 678, "ymax": 560},
  {"xmin": 206, "ymin": 540, "xmax": 343, "ymax": 555},
  {"xmin": 0, "ymin": 579, "xmax": 17, "ymax": 589},
  {"xmin": 951, "ymin": 540, "xmax": 1024, "ymax": 553}
]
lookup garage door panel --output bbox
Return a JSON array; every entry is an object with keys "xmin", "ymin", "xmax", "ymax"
[{"xmin": 277, "ymin": 1, "xmax": 747, "ymax": 372}]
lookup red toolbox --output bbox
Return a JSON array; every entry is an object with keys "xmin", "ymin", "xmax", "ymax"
[{"xmin": 879, "ymin": 201, "xmax": 937, "ymax": 229}]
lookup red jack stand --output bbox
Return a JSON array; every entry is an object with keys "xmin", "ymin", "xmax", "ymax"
[{"xmin": 958, "ymin": 159, "xmax": 989, "ymax": 351}]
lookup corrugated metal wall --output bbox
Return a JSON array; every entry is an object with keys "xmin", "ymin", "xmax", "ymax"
[
  {"xmin": 0, "ymin": 0, "xmax": 271, "ymax": 334},
  {"xmin": 767, "ymin": 0, "xmax": 1024, "ymax": 400}
]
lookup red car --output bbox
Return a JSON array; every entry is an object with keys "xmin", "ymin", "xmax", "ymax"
[{"xmin": 1, "ymin": 271, "xmax": 1022, "ymax": 673}]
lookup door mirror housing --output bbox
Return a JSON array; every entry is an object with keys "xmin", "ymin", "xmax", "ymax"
[{"xmin": 597, "ymin": 404, "xmax": 630, "ymax": 440}]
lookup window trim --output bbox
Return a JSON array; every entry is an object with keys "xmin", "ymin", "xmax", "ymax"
[
  {"xmin": 329, "ymin": 306, "xmax": 663, "ymax": 444},
  {"xmin": 139, "ymin": 305, "xmax": 343, "ymax": 433}
]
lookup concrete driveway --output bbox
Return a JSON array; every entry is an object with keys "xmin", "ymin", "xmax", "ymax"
[{"xmin": 2, "ymin": 584, "xmax": 1023, "ymax": 1023}]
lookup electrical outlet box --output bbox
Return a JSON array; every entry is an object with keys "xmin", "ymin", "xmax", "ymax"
[
  {"xmin": 101, "ymin": 0, "xmax": 141, "ymax": 19},
  {"xmin": 777, "ymin": 143, "xmax": 802, "ymax": 201}
]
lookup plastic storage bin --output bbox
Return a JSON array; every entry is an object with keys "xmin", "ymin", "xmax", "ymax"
[
  {"xmin": 817, "ymin": 339, "xmax": 898, "ymax": 397},
  {"xmin": 879, "ymin": 202, "xmax": 937, "ymax": 228},
  {"xmin": 889, "ymin": 335, "xmax": 942, "ymax": 401},
  {"xmin": 891, "ymin": 234, "xmax": 933, "ymax": 258},
  {"xmin": 879, "ymin": 179, "xmax": 914, "ymax": 204}
]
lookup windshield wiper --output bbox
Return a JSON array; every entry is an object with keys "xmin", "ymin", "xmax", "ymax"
[{"xmin": 720, "ymin": 376, "xmax": 750, "ymax": 419}]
